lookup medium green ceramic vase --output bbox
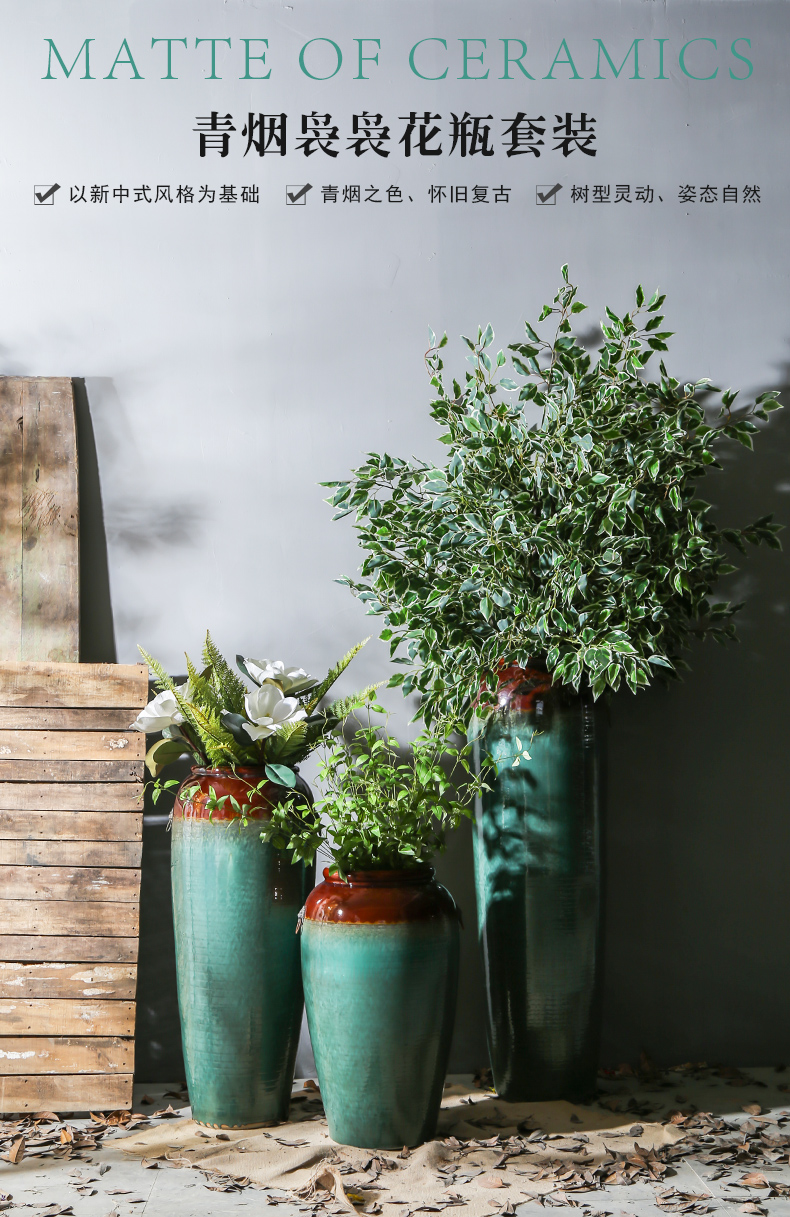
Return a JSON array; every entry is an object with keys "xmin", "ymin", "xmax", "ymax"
[
  {"xmin": 171, "ymin": 767, "xmax": 313, "ymax": 1128},
  {"xmin": 302, "ymin": 867, "xmax": 460, "ymax": 1149},
  {"xmin": 472, "ymin": 664, "xmax": 604, "ymax": 1102}
]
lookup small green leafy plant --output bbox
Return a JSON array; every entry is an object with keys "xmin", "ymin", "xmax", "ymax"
[
  {"xmin": 134, "ymin": 632, "xmax": 376, "ymax": 803},
  {"xmin": 260, "ymin": 711, "xmax": 491, "ymax": 879},
  {"xmin": 325, "ymin": 268, "xmax": 782, "ymax": 725}
]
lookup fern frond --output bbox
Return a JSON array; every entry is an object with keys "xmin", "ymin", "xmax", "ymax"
[
  {"xmin": 265, "ymin": 721, "xmax": 309, "ymax": 763},
  {"xmin": 203, "ymin": 631, "xmax": 247, "ymax": 714},
  {"xmin": 185, "ymin": 700, "xmax": 239, "ymax": 764},
  {"xmin": 138, "ymin": 646, "xmax": 177, "ymax": 693},
  {"xmin": 326, "ymin": 682, "xmax": 383, "ymax": 723},
  {"xmin": 184, "ymin": 653, "xmax": 222, "ymax": 716},
  {"xmin": 306, "ymin": 638, "xmax": 369, "ymax": 713}
]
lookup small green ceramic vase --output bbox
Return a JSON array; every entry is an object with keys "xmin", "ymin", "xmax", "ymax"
[
  {"xmin": 301, "ymin": 867, "xmax": 460, "ymax": 1149},
  {"xmin": 472, "ymin": 664, "xmax": 605, "ymax": 1102},
  {"xmin": 171, "ymin": 767, "xmax": 313, "ymax": 1128}
]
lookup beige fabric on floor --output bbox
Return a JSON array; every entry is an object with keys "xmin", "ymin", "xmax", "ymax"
[{"xmin": 120, "ymin": 1084, "xmax": 686, "ymax": 1215}]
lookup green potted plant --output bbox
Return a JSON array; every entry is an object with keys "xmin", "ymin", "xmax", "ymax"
[
  {"xmin": 323, "ymin": 268, "xmax": 782, "ymax": 1102},
  {"xmin": 262, "ymin": 714, "xmax": 486, "ymax": 1149},
  {"xmin": 132, "ymin": 632, "xmax": 373, "ymax": 1129}
]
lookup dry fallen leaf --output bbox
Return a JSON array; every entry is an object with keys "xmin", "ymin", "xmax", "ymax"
[
  {"xmin": 740, "ymin": 1172, "xmax": 769, "ymax": 1188},
  {"xmin": 479, "ymin": 1175, "xmax": 507, "ymax": 1189},
  {"xmin": 743, "ymin": 1105, "xmax": 762, "ymax": 1117},
  {"xmin": 738, "ymin": 1204, "xmax": 765, "ymax": 1215},
  {"xmin": 7, "ymin": 1136, "xmax": 24, "ymax": 1164}
]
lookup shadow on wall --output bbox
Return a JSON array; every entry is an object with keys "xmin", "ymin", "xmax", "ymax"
[
  {"xmin": 134, "ymin": 768, "xmax": 188, "ymax": 1084},
  {"xmin": 80, "ymin": 376, "xmax": 205, "ymax": 648},
  {"xmin": 72, "ymin": 378, "xmax": 116, "ymax": 663},
  {"xmin": 602, "ymin": 363, "xmax": 790, "ymax": 1066}
]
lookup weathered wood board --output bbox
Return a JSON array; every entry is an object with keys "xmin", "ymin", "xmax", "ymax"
[
  {"xmin": 0, "ymin": 660, "xmax": 148, "ymax": 1112},
  {"xmin": 0, "ymin": 962, "xmax": 137, "ymax": 999},
  {"xmin": 0, "ymin": 999, "xmax": 136, "ymax": 1036},
  {"xmin": 0, "ymin": 663, "xmax": 147, "ymax": 708},
  {"xmin": 0, "ymin": 840, "xmax": 142, "ymax": 867},
  {"xmin": 0, "ymin": 937, "xmax": 139, "ymax": 963},
  {"xmin": 0, "ymin": 1036, "xmax": 134, "ymax": 1074},
  {"xmin": 0, "ymin": 896, "xmax": 140, "ymax": 936},
  {"xmin": 0, "ymin": 811, "xmax": 143, "ymax": 841},
  {"xmin": 0, "ymin": 1073, "xmax": 133, "ymax": 1111},
  {"xmin": 0, "ymin": 379, "xmax": 80, "ymax": 664},
  {"xmin": 0, "ymin": 708, "xmax": 142, "ymax": 730},
  {"xmin": 0, "ymin": 782, "xmax": 142, "ymax": 811},
  {"xmin": 0, "ymin": 866, "xmax": 141, "ymax": 901},
  {"xmin": 0, "ymin": 759, "xmax": 143, "ymax": 782}
]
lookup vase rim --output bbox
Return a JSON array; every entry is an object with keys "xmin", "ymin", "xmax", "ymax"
[
  {"xmin": 322, "ymin": 866, "xmax": 435, "ymax": 887},
  {"xmin": 190, "ymin": 765, "xmax": 268, "ymax": 776}
]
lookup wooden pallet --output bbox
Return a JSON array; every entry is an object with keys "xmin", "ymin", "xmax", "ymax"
[
  {"xmin": 0, "ymin": 661, "xmax": 147, "ymax": 1112},
  {"xmin": 0, "ymin": 378, "xmax": 79, "ymax": 664}
]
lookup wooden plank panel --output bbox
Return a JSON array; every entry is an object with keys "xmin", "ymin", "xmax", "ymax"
[
  {"xmin": 0, "ymin": 1071, "xmax": 133, "ymax": 1112},
  {"xmin": 0, "ymin": 900, "xmax": 139, "ymax": 937},
  {"xmin": 0, "ymin": 386, "xmax": 24, "ymax": 660},
  {"xmin": 0, "ymin": 708, "xmax": 143, "ymax": 730},
  {"xmin": 0, "ymin": 999, "xmax": 135, "ymax": 1035},
  {"xmin": 0, "ymin": 1036, "xmax": 133, "ymax": 1075},
  {"xmin": 0, "ymin": 759, "xmax": 143, "ymax": 782},
  {"xmin": 19, "ymin": 379, "xmax": 80, "ymax": 663},
  {"xmin": 0, "ymin": 783, "xmax": 142, "ymax": 811},
  {"xmin": 0, "ymin": 840, "xmax": 142, "ymax": 867},
  {"xmin": 0, "ymin": 662, "xmax": 147, "ymax": 709},
  {"xmin": 0, "ymin": 963, "xmax": 136, "ymax": 999},
  {"xmin": 0, "ymin": 811, "xmax": 142, "ymax": 841},
  {"xmin": 0, "ymin": 730, "xmax": 144, "ymax": 760},
  {"xmin": 0, "ymin": 936, "xmax": 138, "ymax": 963},
  {"xmin": 0, "ymin": 867, "xmax": 140, "ymax": 902},
  {"xmin": 0, "ymin": 381, "xmax": 79, "ymax": 665}
]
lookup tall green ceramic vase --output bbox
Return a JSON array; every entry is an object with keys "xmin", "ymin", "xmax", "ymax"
[
  {"xmin": 302, "ymin": 868, "xmax": 460, "ymax": 1149},
  {"xmin": 472, "ymin": 664, "xmax": 604, "ymax": 1102},
  {"xmin": 171, "ymin": 767, "xmax": 313, "ymax": 1128}
]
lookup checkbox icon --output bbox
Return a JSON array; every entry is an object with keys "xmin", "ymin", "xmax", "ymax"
[
  {"xmin": 34, "ymin": 184, "xmax": 60, "ymax": 205},
  {"xmin": 536, "ymin": 184, "xmax": 562, "ymax": 205},
  {"xmin": 286, "ymin": 184, "xmax": 312, "ymax": 205}
]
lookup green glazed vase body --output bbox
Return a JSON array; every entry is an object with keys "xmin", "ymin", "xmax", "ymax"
[
  {"xmin": 302, "ymin": 867, "xmax": 460, "ymax": 1149},
  {"xmin": 472, "ymin": 664, "xmax": 604, "ymax": 1102},
  {"xmin": 171, "ymin": 767, "xmax": 313, "ymax": 1128}
]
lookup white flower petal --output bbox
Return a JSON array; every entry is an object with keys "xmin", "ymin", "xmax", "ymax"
[
  {"xmin": 244, "ymin": 658, "xmax": 285, "ymax": 685},
  {"xmin": 133, "ymin": 689, "xmax": 182, "ymax": 732},
  {"xmin": 245, "ymin": 684, "xmax": 284, "ymax": 724},
  {"xmin": 271, "ymin": 697, "xmax": 301, "ymax": 724},
  {"xmin": 242, "ymin": 719, "xmax": 277, "ymax": 741},
  {"xmin": 280, "ymin": 667, "xmax": 315, "ymax": 695}
]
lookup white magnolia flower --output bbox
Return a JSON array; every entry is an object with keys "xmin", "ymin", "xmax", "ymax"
[
  {"xmin": 132, "ymin": 687, "xmax": 184, "ymax": 733},
  {"xmin": 243, "ymin": 683, "xmax": 307, "ymax": 741},
  {"xmin": 243, "ymin": 657, "xmax": 316, "ymax": 695}
]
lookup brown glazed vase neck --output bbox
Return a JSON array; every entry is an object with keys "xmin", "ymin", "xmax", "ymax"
[
  {"xmin": 174, "ymin": 766, "xmax": 277, "ymax": 822},
  {"xmin": 492, "ymin": 662, "xmax": 590, "ymax": 715},
  {"xmin": 304, "ymin": 866, "xmax": 458, "ymax": 925}
]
